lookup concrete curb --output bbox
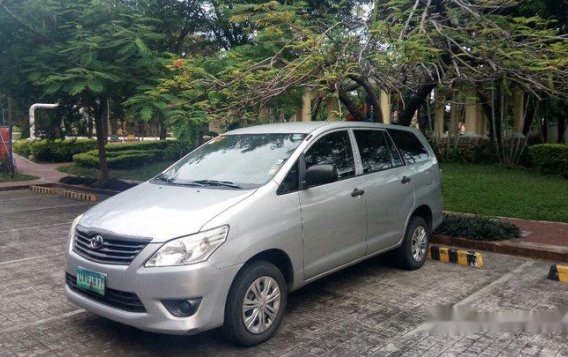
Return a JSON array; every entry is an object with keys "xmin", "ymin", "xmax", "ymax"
[
  {"xmin": 30, "ymin": 185, "xmax": 57, "ymax": 195},
  {"xmin": 0, "ymin": 182, "xmax": 50, "ymax": 191},
  {"xmin": 432, "ymin": 234, "xmax": 568, "ymax": 262},
  {"xmin": 51, "ymin": 182, "xmax": 121, "ymax": 196},
  {"xmin": 62, "ymin": 190, "xmax": 97, "ymax": 202},
  {"xmin": 428, "ymin": 245, "xmax": 484, "ymax": 268},
  {"xmin": 548, "ymin": 264, "xmax": 568, "ymax": 283}
]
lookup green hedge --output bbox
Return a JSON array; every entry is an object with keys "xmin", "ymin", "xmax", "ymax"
[
  {"xmin": 13, "ymin": 139, "xmax": 97, "ymax": 162},
  {"xmin": 13, "ymin": 140, "xmax": 33, "ymax": 158},
  {"xmin": 529, "ymin": 144, "xmax": 568, "ymax": 178},
  {"xmin": 15, "ymin": 139, "xmax": 193, "ymax": 164},
  {"xmin": 73, "ymin": 149, "xmax": 164, "ymax": 169},
  {"xmin": 435, "ymin": 214, "xmax": 520, "ymax": 241}
]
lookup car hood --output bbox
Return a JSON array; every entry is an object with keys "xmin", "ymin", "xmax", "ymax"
[{"xmin": 79, "ymin": 182, "xmax": 256, "ymax": 242}]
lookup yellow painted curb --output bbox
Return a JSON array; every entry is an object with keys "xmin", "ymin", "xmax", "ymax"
[
  {"xmin": 428, "ymin": 245, "xmax": 484, "ymax": 268},
  {"xmin": 548, "ymin": 264, "xmax": 568, "ymax": 283},
  {"xmin": 29, "ymin": 185, "xmax": 56, "ymax": 195},
  {"xmin": 62, "ymin": 190, "xmax": 97, "ymax": 202}
]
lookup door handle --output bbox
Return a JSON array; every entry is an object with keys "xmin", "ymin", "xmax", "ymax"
[
  {"xmin": 401, "ymin": 176, "xmax": 411, "ymax": 184},
  {"xmin": 351, "ymin": 188, "xmax": 365, "ymax": 197}
]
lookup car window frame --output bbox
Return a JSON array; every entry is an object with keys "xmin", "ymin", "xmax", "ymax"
[
  {"xmin": 352, "ymin": 128, "xmax": 403, "ymax": 175},
  {"xmin": 278, "ymin": 128, "xmax": 357, "ymax": 191},
  {"xmin": 386, "ymin": 128, "xmax": 430, "ymax": 166}
]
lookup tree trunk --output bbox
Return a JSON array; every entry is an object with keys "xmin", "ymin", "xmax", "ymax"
[
  {"xmin": 94, "ymin": 99, "xmax": 109, "ymax": 185},
  {"xmin": 559, "ymin": 116, "xmax": 566, "ymax": 144},
  {"xmin": 398, "ymin": 83, "xmax": 437, "ymax": 126},
  {"xmin": 7, "ymin": 96, "xmax": 13, "ymax": 125},
  {"xmin": 542, "ymin": 107, "xmax": 548, "ymax": 143},
  {"xmin": 159, "ymin": 115, "xmax": 167, "ymax": 140},
  {"xmin": 349, "ymin": 75, "xmax": 383, "ymax": 123},
  {"xmin": 523, "ymin": 95, "xmax": 537, "ymax": 137},
  {"xmin": 311, "ymin": 96, "xmax": 322, "ymax": 121},
  {"xmin": 338, "ymin": 84, "xmax": 365, "ymax": 121},
  {"xmin": 101, "ymin": 99, "xmax": 109, "ymax": 145},
  {"xmin": 398, "ymin": 54, "xmax": 452, "ymax": 126},
  {"xmin": 87, "ymin": 115, "xmax": 94, "ymax": 138}
]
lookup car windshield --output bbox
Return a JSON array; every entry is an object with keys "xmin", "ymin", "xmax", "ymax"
[{"xmin": 155, "ymin": 133, "xmax": 306, "ymax": 189}]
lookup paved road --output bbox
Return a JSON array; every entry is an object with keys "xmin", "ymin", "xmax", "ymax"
[{"xmin": 0, "ymin": 190, "xmax": 567, "ymax": 356}]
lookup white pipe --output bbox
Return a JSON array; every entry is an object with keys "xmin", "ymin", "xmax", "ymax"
[{"xmin": 29, "ymin": 103, "xmax": 59, "ymax": 139}]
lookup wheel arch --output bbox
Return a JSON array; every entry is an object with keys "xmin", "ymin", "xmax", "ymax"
[
  {"xmin": 408, "ymin": 204, "xmax": 433, "ymax": 231},
  {"xmin": 240, "ymin": 249, "xmax": 294, "ymax": 290}
]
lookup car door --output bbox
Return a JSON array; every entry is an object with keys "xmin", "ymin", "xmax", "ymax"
[
  {"xmin": 352, "ymin": 129, "xmax": 415, "ymax": 252},
  {"xmin": 387, "ymin": 128, "xmax": 434, "ymax": 199},
  {"xmin": 299, "ymin": 130, "xmax": 367, "ymax": 280}
]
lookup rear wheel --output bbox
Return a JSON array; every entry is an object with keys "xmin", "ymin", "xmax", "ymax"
[
  {"xmin": 393, "ymin": 216, "xmax": 430, "ymax": 270},
  {"xmin": 222, "ymin": 260, "xmax": 287, "ymax": 346}
]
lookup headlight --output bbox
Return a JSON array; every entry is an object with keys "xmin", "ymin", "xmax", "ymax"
[
  {"xmin": 69, "ymin": 214, "xmax": 84, "ymax": 241},
  {"xmin": 145, "ymin": 225, "xmax": 229, "ymax": 267}
]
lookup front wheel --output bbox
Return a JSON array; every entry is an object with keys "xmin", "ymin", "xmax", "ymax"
[
  {"xmin": 393, "ymin": 216, "xmax": 430, "ymax": 270},
  {"xmin": 222, "ymin": 260, "xmax": 287, "ymax": 346}
]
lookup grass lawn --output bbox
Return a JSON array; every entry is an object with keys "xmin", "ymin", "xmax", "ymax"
[
  {"xmin": 57, "ymin": 161, "xmax": 172, "ymax": 182},
  {"xmin": 441, "ymin": 163, "xmax": 568, "ymax": 223},
  {"xmin": 0, "ymin": 173, "xmax": 39, "ymax": 182}
]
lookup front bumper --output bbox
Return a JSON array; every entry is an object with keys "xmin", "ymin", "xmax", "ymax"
[{"xmin": 65, "ymin": 242, "xmax": 242, "ymax": 335}]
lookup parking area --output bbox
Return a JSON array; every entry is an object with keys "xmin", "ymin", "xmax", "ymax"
[{"xmin": 0, "ymin": 190, "xmax": 567, "ymax": 356}]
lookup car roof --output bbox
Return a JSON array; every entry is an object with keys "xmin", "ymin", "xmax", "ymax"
[{"xmin": 225, "ymin": 121, "xmax": 412, "ymax": 135}]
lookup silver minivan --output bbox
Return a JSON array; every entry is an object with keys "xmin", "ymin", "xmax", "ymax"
[{"xmin": 65, "ymin": 122, "xmax": 443, "ymax": 346}]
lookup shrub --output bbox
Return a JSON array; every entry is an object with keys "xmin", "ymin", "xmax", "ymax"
[
  {"xmin": 528, "ymin": 144, "xmax": 568, "ymax": 178},
  {"xmin": 431, "ymin": 137, "xmax": 497, "ymax": 164},
  {"xmin": 435, "ymin": 214, "xmax": 521, "ymax": 241},
  {"xmin": 73, "ymin": 149, "xmax": 163, "ymax": 169},
  {"xmin": 30, "ymin": 139, "xmax": 98, "ymax": 162},
  {"xmin": 13, "ymin": 140, "xmax": 32, "ymax": 157},
  {"xmin": 105, "ymin": 140, "xmax": 173, "ymax": 153},
  {"xmin": 15, "ymin": 139, "xmax": 192, "ymax": 164}
]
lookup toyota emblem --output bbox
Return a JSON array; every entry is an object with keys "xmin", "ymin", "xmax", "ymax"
[{"xmin": 90, "ymin": 235, "xmax": 104, "ymax": 249}]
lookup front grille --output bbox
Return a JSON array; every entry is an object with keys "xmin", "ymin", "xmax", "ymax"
[
  {"xmin": 66, "ymin": 273, "xmax": 146, "ymax": 313},
  {"xmin": 74, "ymin": 229, "xmax": 150, "ymax": 265}
]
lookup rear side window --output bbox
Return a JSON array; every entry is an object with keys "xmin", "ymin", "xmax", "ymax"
[
  {"xmin": 387, "ymin": 129, "xmax": 429, "ymax": 164},
  {"xmin": 304, "ymin": 130, "xmax": 355, "ymax": 179},
  {"xmin": 353, "ymin": 130, "xmax": 393, "ymax": 173}
]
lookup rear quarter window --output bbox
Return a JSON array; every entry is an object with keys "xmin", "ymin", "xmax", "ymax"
[{"xmin": 387, "ymin": 129, "xmax": 429, "ymax": 164}]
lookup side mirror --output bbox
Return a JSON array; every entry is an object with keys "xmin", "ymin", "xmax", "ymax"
[{"xmin": 305, "ymin": 164, "xmax": 338, "ymax": 187}]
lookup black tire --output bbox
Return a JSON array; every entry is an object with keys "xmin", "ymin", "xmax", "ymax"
[
  {"xmin": 393, "ymin": 216, "xmax": 430, "ymax": 270},
  {"xmin": 222, "ymin": 260, "xmax": 287, "ymax": 347}
]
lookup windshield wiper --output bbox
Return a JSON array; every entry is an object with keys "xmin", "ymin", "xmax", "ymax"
[
  {"xmin": 155, "ymin": 175, "xmax": 206, "ymax": 187},
  {"xmin": 192, "ymin": 180, "xmax": 242, "ymax": 189},
  {"xmin": 155, "ymin": 174, "xmax": 173, "ymax": 183}
]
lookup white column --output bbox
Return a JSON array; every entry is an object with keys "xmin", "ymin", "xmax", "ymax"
[
  {"xmin": 380, "ymin": 90, "xmax": 391, "ymax": 124},
  {"xmin": 301, "ymin": 91, "xmax": 312, "ymax": 122},
  {"xmin": 463, "ymin": 89, "xmax": 479, "ymax": 137},
  {"xmin": 436, "ymin": 96, "xmax": 446, "ymax": 137},
  {"xmin": 512, "ymin": 88, "xmax": 525, "ymax": 137},
  {"xmin": 327, "ymin": 100, "xmax": 337, "ymax": 121}
]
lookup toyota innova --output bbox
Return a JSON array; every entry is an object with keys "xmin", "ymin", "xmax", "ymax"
[{"xmin": 65, "ymin": 121, "xmax": 443, "ymax": 346}]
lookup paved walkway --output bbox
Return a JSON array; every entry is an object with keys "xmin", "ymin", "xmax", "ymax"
[
  {"xmin": 504, "ymin": 217, "xmax": 568, "ymax": 248},
  {"xmin": 0, "ymin": 153, "xmax": 67, "ymax": 189}
]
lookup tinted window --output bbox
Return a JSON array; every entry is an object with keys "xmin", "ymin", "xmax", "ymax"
[
  {"xmin": 385, "ymin": 132, "xmax": 404, "ymax": 167},
  {"xmin": 387, "ymin": 129, "xmax": 429, "ymax": 164},
  {"xmin": 158, "ymin": 133, "xmax": 306, "ymax": 188},
  {"xmin": 354, "ymin": 130, "xmax": 393, "ymax": 173},
  {"xmin": 304, "ymin": 131, "xmax": 355, "ymax": 179}
]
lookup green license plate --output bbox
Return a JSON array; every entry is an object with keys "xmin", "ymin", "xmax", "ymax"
[{"xmin": 76, "ymin": 267, "xmax": 106, "ymax": 296}]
